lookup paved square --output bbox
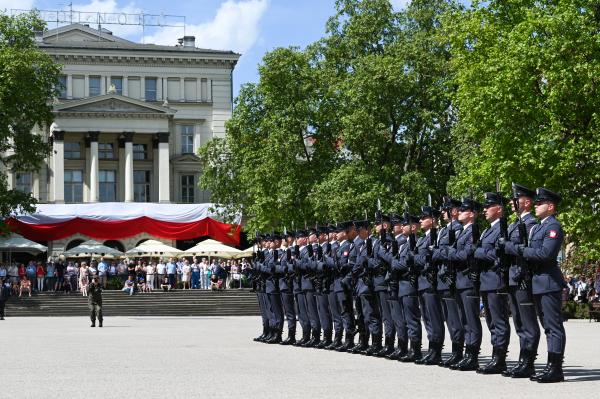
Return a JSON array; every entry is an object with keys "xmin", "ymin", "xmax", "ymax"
[{"xmin": 3, "ymin": 316, "xmax": 599, "ymax": 398}]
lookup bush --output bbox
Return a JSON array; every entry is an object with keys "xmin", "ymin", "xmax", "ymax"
[
  {"xmin": 106, "ymin": 276, "xmax": 123, "ymax": 290},
  {"xmin": 562, "ymin": 301, "xmax": 591, "ymax": 320}
]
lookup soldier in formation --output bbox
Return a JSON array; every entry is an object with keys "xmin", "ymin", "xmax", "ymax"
[{"xmin": 250, "ymin": 184, "xmax": 566, "ymax": 383}]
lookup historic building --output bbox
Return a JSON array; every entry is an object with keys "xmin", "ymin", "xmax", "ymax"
[{"xmin": 4, "ymin": 23, "xmax": 241, "ymax": 254}]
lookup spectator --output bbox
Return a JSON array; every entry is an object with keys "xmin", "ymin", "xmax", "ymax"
[
  {"xmin": 97, "ymin": 257, "xmax": 109, "ymax": 288},
  {"xmin": 230, "ymin": 261, "xmax": 241, "ymax": 289},
  {"xmin": 576, "ymin": 275, "xmax": 589, "ymax": 303},
  {"xmin": 66, "ymin": 262, "xmax": 78, "ymax": 292},
  {"xmin": 88, "ymin": 261, "xmax": 98, "ymax": 280},
  {"xmin": 18, "ymin": 263, "xmax": 26, "ymax": 281},
  {"xmin": 0, "ymin": 278, "xmax": 10, "ymax": 319},
  {"xmin": 135, "ymin": 262, "xmax": 145, "ymax": 283},
  {"xmin": 117, "ymin": 261, "xmax": 127, "ymax": 283},
  {"xmin": 8, "ymin": 263, "xmax": 18, "ymax": 284},
  {"xmin": 191, "ymin": 258, "xmax": 201, "ymax": 289},
  {"xmin": 35, "ymin": 262, "xmax": 45, "ymax": 292},
  {"xmin": 19, "ymin": 276, "xmax": 32, "ymax": 298},
  {"xmin": 108, "ymin": 261, "xmax": 117, "ymax": 279},
  {"xmin": 0, "ymin": 264, "xmax": 7, "ymax": 282},
  {"xmin": 55, "ymin": 260, "xmax": 65, "ymax": 292},
  {"xmin": 201, "ymin": 258, "xmax": 209, "ymax": 290},
  {"xmin": 25, "ymin": 261, "xmax": 36, "ymax": 291},
  {"xmin": 122, "ymin": 275, "xmax": 135, "ymax": 296},
  {"xmin": 45, "ymin": 260, "xmax": 56, "ymax": 292},
  {"xmin": 160, "ymin": 276, "xmax": 171, "ymax": 292},
  {"xmin": 146, "ymin": 262, "xmax": 155, "ymax": 291},
  {"xmin": 166, "ymin": 258, "xmax": 177, "ymax": 289},
  {"xmin": 181, "ymin": 260, "xmax": 191, "ymax": 290},
  {"xmin": 127, "ymin": 262, "xmax": 136, "ymax": 278},
  {"xmin": 79, "ymin": 263, "xmax": 89, "ymax": 297},
  {"xmin": 176, "ymin": 257, "xmax": 184, "ymax": 287},
  {"xmin": 156, "ymin": 259, "xmax": 166, "ymax": 288}
]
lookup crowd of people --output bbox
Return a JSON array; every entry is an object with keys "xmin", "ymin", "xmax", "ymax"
[
  {"xmin": 0, "ymin": 257, "xmax": 253, "ymax": 297},
  {"xmin": 565, "ymin": 274, "xmax": 600, "ymax": 304}
]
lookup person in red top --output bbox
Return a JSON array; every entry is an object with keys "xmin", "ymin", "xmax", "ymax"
[
  {"xmin": 18, "ymin": 264, "xmax": 26, "ymax": 279},
  {"xmin": 36, "ymin": 262, "xmax": 45, "ymax": 292}
]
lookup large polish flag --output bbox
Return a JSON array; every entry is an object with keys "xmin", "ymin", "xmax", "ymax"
[{"xmin": 7, "ymin": 203, "xmax": 242, "ymax": 246}]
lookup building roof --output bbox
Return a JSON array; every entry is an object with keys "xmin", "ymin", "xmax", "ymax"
[{"xmin": 41, "ymin": 23, "xmax": 240, "ymax": 57}]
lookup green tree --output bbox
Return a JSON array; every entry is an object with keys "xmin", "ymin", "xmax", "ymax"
[
  {"xmin": 443, "ymin": 0, "xmax": 600, "ymax": 261},
  {"xmin": 199, "ymin": 0, "xmax": 458, "ymax": 230},
  {"xmin": 0, "ymin": 13, "xmax": 61, "ymax": 231}
]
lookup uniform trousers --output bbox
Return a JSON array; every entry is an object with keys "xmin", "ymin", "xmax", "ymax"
[
  {"xmin": 336, "ymin": 291, "xmax": 355, "ymax": 334},
  {"xmin": 268, "ymin": 292, "xmax": 284, "ymax": 330},
  {"xmin": 316, "ymin": 293, "xmax": 333, "ymax": 333},
  {"xmin": 482, "ymin": 290, "xmax": 510, "ymax": 349},
  {"xmin": 440, "ymin": 289, "xmax": 465, "ymax": 343},
  {"xmin": 304, "ymin": 291, "xmax": 321, "ymax": 331},
  {"xmin": 377, "ymin": 291, "xmax": 395, "ymax": 338},
  {"xmin": 534, "ymin": 291, "xmax": 566, "ymax": 354},
  {"xmin": 419, "ymin": 291, "xmax": 445, "ymax": 343},
  {"xmin": 401, "ymin": 295, "xmax": 422, "ymax": 342},
  {"xmin": 360, "ymin": 293, "xmax": 382, "ymax": 336},
  {"xmin": 89, "ymin": 303, "xmax": 103, "ymax": 322},
  {"xmin": 508, "ymin": 285, "xmax": 540, "ymax": 351},
  {"xmin": 280, "ymin": 291, "xmax": 297, "ymax": 332},
  {"xmin": 295, "ymin": 292, "xmax": 311, "ymax": 332},
  {"xmin": 389, "ymin": 296, "xmax": 408, "ymax": 342},
  {"xmin": 328, "ymin": 290, "xmax": 343, "ymax": 334},
  {"xmin": 456, "ymin": 288, "xmax": 482, "ymax": 347}
]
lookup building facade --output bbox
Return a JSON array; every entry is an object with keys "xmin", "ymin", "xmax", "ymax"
[{"xmin": 4, "ymin": 24, "xmax": 240, "ymax": 254}]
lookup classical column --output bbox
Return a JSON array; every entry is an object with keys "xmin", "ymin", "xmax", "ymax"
[
  {"xmin": 157, "ymin": 132, "xmax": 170, "ymax": 203},
  {"xmin": 52, "ymin": 130, "xmax": 65, "ymax": 203},
  {"xmin": 180, "ymin": 78, "xmax": 185, "ymax": 102},
  {"xmin": 84, "ymin": 75, "xmax": 90, "ymax": 98},
  {"xmin": 123, "ymin": 76, "xmax": 128, "ymax": 97},
  {"xmin": 157, "ymin": 77, "xmax": 163, "ymax": 101},
  {"xmin": 88, "ymin": 131, "xmax": 99, "ymax": 202},
  {"xmin": 100, "ymin": 74, "xmax": 106, "ymax": 95},
  {"xmin": 67, "ymin": 75, "xmax": 73, "ymax": 99},
  {"xmin": 140, "ymin": 77, "xmax": 145, "ymax": 101},
  {"xmin": 207, "ymin": 79, "xmax": 212, "ymax": 102},
  {"xmin": 123, "ymin": 132, "xmax": 134, "ymax": 202}
]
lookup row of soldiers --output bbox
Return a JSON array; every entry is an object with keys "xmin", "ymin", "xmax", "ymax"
[{"xmin": 250, "ymin": 184, "xmax": 566, "ymax": 383}]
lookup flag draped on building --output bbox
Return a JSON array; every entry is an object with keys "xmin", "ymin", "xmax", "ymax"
[{"xmin": 7, "ymin": 203, "xmax": 241, "ymax": 246}]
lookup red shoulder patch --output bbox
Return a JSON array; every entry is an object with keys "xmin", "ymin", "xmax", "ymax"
[{"xmin": 548, "ymin": 230, "xmax": 558, "ymax": 239}]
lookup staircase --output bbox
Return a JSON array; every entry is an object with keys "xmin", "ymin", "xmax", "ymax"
[{"xmin": 5, "ymin": 289, "xmax": 260, "ymax": 317}]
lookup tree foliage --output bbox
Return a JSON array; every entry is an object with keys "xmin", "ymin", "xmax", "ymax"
[
  {"xmin": 443, "ymin": 0, "xmax": 600, "ymax": 262},
  {"xmin": 0, "ymin": 13, "xmax": 61, "ymax": 232}
]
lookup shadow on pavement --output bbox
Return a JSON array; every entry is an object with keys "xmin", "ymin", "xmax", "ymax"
[{"xmin": 564, "ymin": 366, "xmax": 600, "ymax": 382}]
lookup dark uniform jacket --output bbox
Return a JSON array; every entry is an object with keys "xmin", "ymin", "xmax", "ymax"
[
  {"xmin": 447, "ymin": 224, "xmax": 475, "ymax": 290},
  {"xmin": 392, "ymin": 239, "xmax": 417, "ymax": 297},
  {"xmin": 88, "ymin": 283, "xmax": 102, "ymax": 305},
  {"xmin": 506, "ymin": 215, "xmax": 565, "ymax": 294},
  {"xmin": 433, "ymin": 220, "xmax": 463, "ymax": 291},
  {"xmin": 474, "ymin": 221, "xmax": 505, "ymax": 292},
  {"xmin": 506, "ymin": 213, "xmax": 537, "ymax": 286},
  {"xmin": 414, "ymin": 232, "xmax": 436, "ymax": 292},
  {"xmin": 326, "ymin": 240, "xmax": 351, "ymax": 294}
]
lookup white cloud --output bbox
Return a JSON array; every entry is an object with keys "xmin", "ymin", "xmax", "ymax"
[
  {"xmin": 142, "ymin": 0, "xmax": 268, "ymax": 53},
  {"xmin": 390, "ymin": 0, "xmax": 411, "ymax": 10},
  {"xmin": 0, "ymin": 0, "xmax": 35, "ymax": 12}
]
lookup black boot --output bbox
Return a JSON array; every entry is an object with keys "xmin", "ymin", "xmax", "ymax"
[
  {"xmin": 440, "ymin": 341, "xmax": 464, "ymax": 368},
  {"xmin": 477, "ymin": 347, "xmax": 507, "ymax": 374},
  {"xmin": 302, "ymin": 329, "xmax": 320, "ymax": 348},
  {"xmin": 98, "ymin": 319, "xmax": 103, "ymax": 328},
  {"xmin": 267, "ymin": 328, "xmax": 282, "ymax": 344},
  {"xmin": 294, "ymin": 329, "xmax": 311, "ymax": 346},
  {"xmin": 376, "ymin": 336, "xmax": 396, "ymax": 358},
  {"xmin": 503, "ymin": 348, "xmax": 525, "ymax": 377},
  {"xmin": 415, "ymin": 341, "xmax": 439, "ymax": 365},
  {"xmin": 254, "ymin": 325, "xmax": 268, "ymax": 342},
  {"xmin": 455, "ymin": 345, "xmax": 480, "ymax": 371},
  {"xmin": 326, "ymin": 331, "xmax": 343, "ymax": 350},
  {"xmin": 280, "ymin": 329, "xmax": 296, "ymax": 346},
  {"xmin": 90, "ymin": 319, "xmax": 95, "ymax": 328},
  {"xmin": 536, "ymin": 353, "xmax": 564, "ymax": 383},
  {"xmin": 387, "ymin": 339, "xmax": 408, "ymax": 360},
  {"xmin": 349, "ymin": 333, "xmax": 369, "ymax": 354},
  {"xmin": 365, "ymin": 334, "xmax": 383, "ymax": 356},
  {"xmin": 336, "ymin": 332, "xmax": 355, "ymax": 352},
  {"xmin": 317, "ymin": 330, "xmax": 333, "ymax": 349},
  {"xmin": 400, "ymin": 340, "xmax": 422, "ymax": 363},
  {"xmin": 262, "ymin": 327, "xmax": 275, "ymax": 344},
  {"xmin": 420, "ymin": 342, "xmax": 443, "ymax": 365},
  {"xmin": 511, "ymin": 349, "xmax": 537, "ymax": 379}
]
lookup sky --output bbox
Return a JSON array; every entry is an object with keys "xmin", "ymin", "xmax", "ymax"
[{"xmin": 1, "ymin": 0, "xmax": 413, "ymax": 97}]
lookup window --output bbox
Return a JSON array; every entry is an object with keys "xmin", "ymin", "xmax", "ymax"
[
  {"xmin": 167, "ymin": 78, "xmax": 179, "ymax": 101},
  {"xmin": 57, "ymin": 75, "xmax": 67, "ymax": 99},
  {"xmin": 133, "ymin": 144, "xmax": 147, "ymax": 160},
  {"xmin": 98, "ymin": 143, "xmax": 114, "ymax": 159},
  {"xmin": 89, "ymin": 76, "xmax": 101, "ymax": 96},
  {"xmin": 110, "ymin": 77, "xmax": 123, "ymax": 95},
  {"xmin": 145, "ymin": 78, "xmax": 157, "ymax": 101},
  {"xmin": 184, "ymin": 79, "xmax": 197, "ymax": 101},
  {"xmin": 133, "ymin": 170, "xmax": 150, "ymax": 202},
  {"xmin": 181, "ymin": 125, "xmax": 194, "ymax": 154},
  {"xmin": 99, "ymin": 170, "xmax": 116, "ymax": 202},
  {"xmin": 64, "ymin": 170, "xmax": 83, "ymax": 203},
  {"xmin": 15, "ymin": 172, "xmax": 32, "ymax": 194},
  {"xmin": 64, "ymin": 142, "xmax": 81, "ymax": 159},
  {"xmin": 127, "ymin": 77, "xmax": 140, "ymax": 99},
  {"xmin": 72, "ymin": 76, "xmax": 84, "ymax": 98},
  {"xmin": 181, "ymin": 175, "xmax": 195, "ymax": 203}
]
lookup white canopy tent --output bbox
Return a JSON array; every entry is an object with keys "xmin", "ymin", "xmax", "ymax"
[
  {"xmin": 235, "ymin": 246, "xmax": 255, "ymax": 259},
  {"xmin": 182, "ymin": 239, "xmax": 241, "ymax": 259},
  {"xmin": 125, "ymin": 240, "xmax": 182, "ymax": 257},
  {"xmin": 0, "ymin": 233, "xmax": 47, "ymax": 255},
  {"xmin": 63, "ymin": 240, "xmax": 123, "ymax": 257}
]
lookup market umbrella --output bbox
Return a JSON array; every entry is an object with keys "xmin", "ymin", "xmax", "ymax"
[
  {"xmin": 125, "ymin": 239, "xmax": 182, "ymax": 257},
  {"xmin": 182, "ymin": 239, "xmax": 241, "ymax": 259},
  {"xmin": 234, "ymin": 246, "xmax": 255, "ymax": 259},
  {"xmin": 0, "ymin": 234, "xmax": 48, "ymax": 254},
  {"xmin": 63, "ymin": 240, "xmax": 123, "ymax": 257}
]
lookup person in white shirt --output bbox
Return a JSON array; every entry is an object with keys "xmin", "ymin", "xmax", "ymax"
[
  {"xmin": 145, "ymin": 262, "xmax": 156, "ymax": 291},
  {"xmin": 156, "ymin": 260, "xmax": 167, "ymax": 288},
  {"xmin": 201, "ymin": 258, "xmax": 209, "ymax": 290},
  {"xmin": 181, "ymin": 260, "xmax": 191, "ymax": 290}
]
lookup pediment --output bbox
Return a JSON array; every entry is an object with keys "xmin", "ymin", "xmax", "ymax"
[
  {"xmin": 43, "ymin": 24, "xmax": 132, "ymax": 44},
  {"xmin": 54, "ymin": 95, "xmax": 176, "ymax": 115},
  {"xmin": 170, "ymin": 154, "xmax": 201, "ymax": 163}
]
